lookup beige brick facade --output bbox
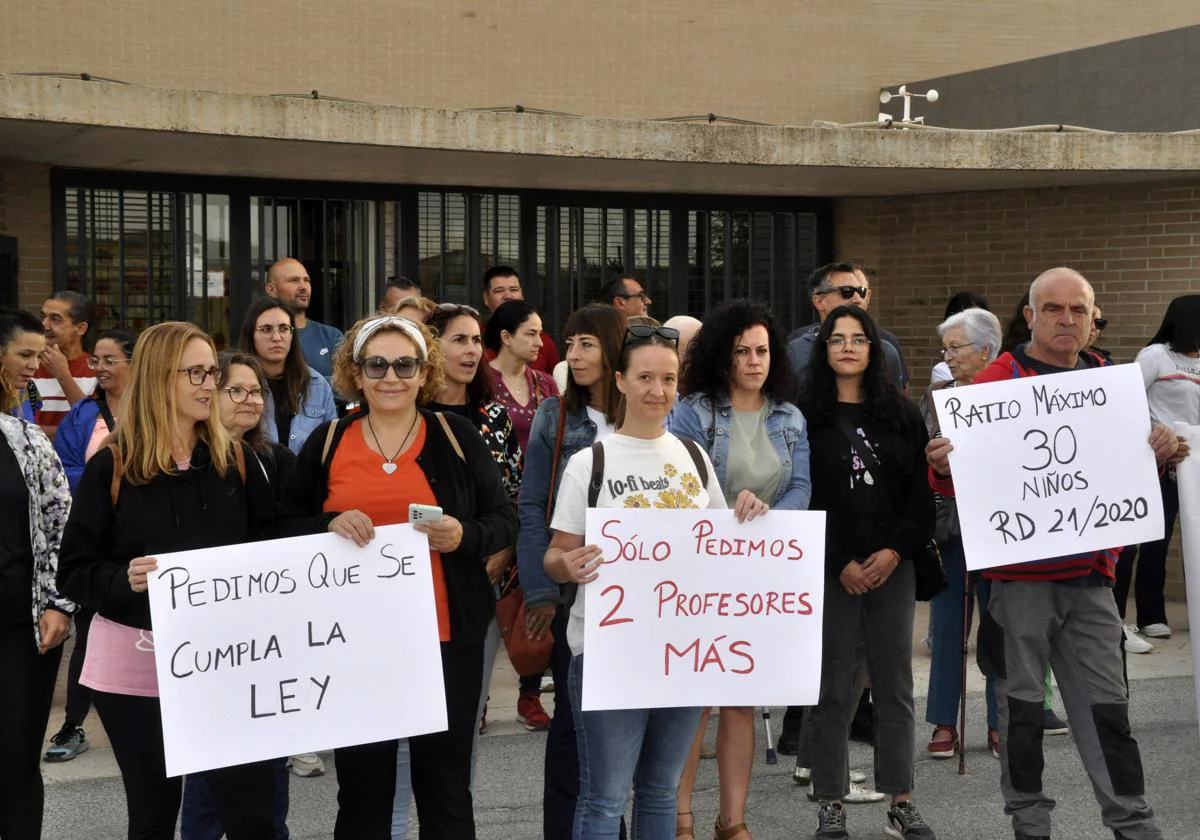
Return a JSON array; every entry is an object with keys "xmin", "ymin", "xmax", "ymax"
[
  {"xmin": 837, "ymin": 179, "xmax": 1200, "ymax": 599},
  {"xmin": 0, "ymin": 161, "xmax": 53, "ymax": 305},
  {"xmin": 3, "ymin": 1, "xmax": 1199, "ymax": 125}
]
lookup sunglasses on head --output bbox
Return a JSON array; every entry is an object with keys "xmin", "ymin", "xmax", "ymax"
[
  {"xmin": 817, "ymin": 285, "xmax": 869, "ymax": 300},
  {"xmin": 622, "ymin": 325, "xmax": 680, "ymax": 348},
  {"xmin": 434, "ymin": 302, "xmax": 480, "ymax": 318},
  {"xmin": 359, "ymin": 355, "xmax": 426, "ymax": 379},
  {"xmin": 1094, "ymin": 317, "xmax": 1108, "ymax": 330}
]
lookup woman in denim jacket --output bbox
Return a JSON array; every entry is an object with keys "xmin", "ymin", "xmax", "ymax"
[
  {"xmin": 239, "ymin": 296, "xmax": 338, "ymax": 455},
  {"xmin": 515, "ymin": 303, "xmax": 625, "ymax": 839},
  {"xmin": 670, "ymin": 300, "xmax": 811, "ymax": 840}
]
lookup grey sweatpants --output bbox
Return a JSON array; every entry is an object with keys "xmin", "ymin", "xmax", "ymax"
[{"xmin": 986, "ymin": 579, "xmax": 1161, "ymax": 840}]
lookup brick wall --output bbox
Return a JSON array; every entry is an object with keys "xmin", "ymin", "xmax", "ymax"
[
  {"xmin": 837, "ymin": 178, "xmax": 1200, "ymax": 600},
  {"xmin": 0, "ymin": 161, "xmax": 53, "ymax": 309},
  {"xmin": 3, "ymin": 2, "xmax": 1199, "ymax": 125}
]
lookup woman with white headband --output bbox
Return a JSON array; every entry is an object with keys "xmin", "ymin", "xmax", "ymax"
[{"xmin": 279, "ymin": 315, "xmax": 518, "ymax": 840}]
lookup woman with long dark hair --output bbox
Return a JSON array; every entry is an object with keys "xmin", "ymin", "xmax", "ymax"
[
  {"xmin": 516, "ymin": 303, "xmax": 625, "ymax": 838},
  {"xmin": 799, "ymin": 306, "xmax": 936, "ymax": 840},
  {"xmin": 1115, "ymin": 294, "xmax": 1200, "ymax": 642},
  {"xmin": 671, "ymin": 300, "xmax": 810, "ymax": 840},
  {"xmin": 240, "ymin": 296, "xmax": 337, "ymax": 455},
  {"xmin": 485, "ymin": 299, "xmax": 558, "ymax": 453}
]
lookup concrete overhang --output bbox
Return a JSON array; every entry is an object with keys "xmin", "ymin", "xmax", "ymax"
[{"xmin": 2, "ymin": 74, "xmax": 1199, "ymax": 197}]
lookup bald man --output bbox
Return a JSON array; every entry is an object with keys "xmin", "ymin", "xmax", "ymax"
[
  {"xmin": 264, "ymin": 258, "xmax": 344, "ymax": 382},
  {"xmin": 663, "ymin": 314, "xmax": 702, "ymax": 363}
]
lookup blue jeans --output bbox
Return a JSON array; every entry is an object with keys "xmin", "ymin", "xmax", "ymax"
[
  {"xmin": 568, "ymin": 654, "xmax": 702, "ymax": 840},
  {"xmin": 181, "ymin": 758, "xmax": 290, "ymax": 840},
  {"xmin": 389, "ymin": 738, "xmax": 412, "ymax": 840},
  {"xmin": 925, "ymin": 538, "xmax": 997, "ymax": 730}
]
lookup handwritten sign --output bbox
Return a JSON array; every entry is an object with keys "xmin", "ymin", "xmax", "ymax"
[
  {"xmin": 581, "ymin": 509, "xmax": 826, "ymax": 711},
  {"xmin": 147, "ymin": 524, "xmax": 446, "ymax": 777},
  {"xmin": 933, "ymin": 364, "xmax": 1163, "ymax": 571}
]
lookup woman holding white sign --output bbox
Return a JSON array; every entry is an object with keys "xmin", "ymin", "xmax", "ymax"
[
  {"xmin": 669, "ymin": 300, "xmax": 811, "ymax": 840},
  {"xmin": 57, "ymin": 321, "xmax": 280, "ymax": 840},
  {"xmin": 797, "ymin": 306, "xmax": 936, "ymax": 840},
  {"xmin": 278, "ymin": 314, "xmax": 518, "ymax": 840},
  {"xmin": 544, "ymin": 326, "xmax": 741, "ymax": 840},
  {"xmin": 1114, "ymin": 295, "xmax": 1200, "ymax": 643}
]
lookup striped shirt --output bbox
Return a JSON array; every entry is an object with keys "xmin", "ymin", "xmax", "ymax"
[{"xmin": 33, "ymin": 354, "xmax": 96, "ymax": 430}]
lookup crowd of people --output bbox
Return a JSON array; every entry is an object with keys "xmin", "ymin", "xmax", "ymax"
[{"xmin": 0, "ymin": 258, "xmax": 1195, "ymax": 840}]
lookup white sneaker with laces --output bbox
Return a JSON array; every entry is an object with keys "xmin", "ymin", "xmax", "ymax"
[
  {"xmin": 844, "ymin": 781, "xmax": 887, "ymax": 804},
  {"xmin": 288, "ymin": 753, "xmax": 325, "ymax": 777},
  {"xmin": 1122, "ymin": 624, "xmax": 1153, "ymax": 654},
  {"xmin": 1139, "ymin": 622, "xmax": 1171, "ymax": 639},
  {"xmin": 794, "ymin": 766, "xmax": 867, "ymax": 786}
]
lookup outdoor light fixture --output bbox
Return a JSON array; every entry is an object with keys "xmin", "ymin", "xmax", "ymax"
[{"xmin": 878, "ymin": 84, "xmax": 939, "ymax": 126}]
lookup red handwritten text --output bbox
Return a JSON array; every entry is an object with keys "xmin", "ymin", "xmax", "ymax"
[
  {"xmin": 691, "ymin": 519, "xmax": 804, "ymax": 561},
  {"xmin": 599, "ymin": 519, "xmax": 672, "ymax": 564},
  {"xmin": 653, "ymin": 580, "xmax": 812, "ymax": 619},
  {"xmin": 664, "ymin": 635, "xmax": 755, "ymax": 675}
]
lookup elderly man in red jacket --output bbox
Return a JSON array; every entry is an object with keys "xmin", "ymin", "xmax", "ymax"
[{"xmin": 926, "ymin": 267, "xmax": 1182, "ymax": 840}]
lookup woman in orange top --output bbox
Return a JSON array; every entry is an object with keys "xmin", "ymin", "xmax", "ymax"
[{"xmin": 279, "ymin": 315, "xmax": 517, "ymax": 840}]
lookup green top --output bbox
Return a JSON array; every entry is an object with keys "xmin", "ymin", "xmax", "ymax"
[{"xmin": 725, "ymin": 401, "xmax": 782, "ymax": 506}]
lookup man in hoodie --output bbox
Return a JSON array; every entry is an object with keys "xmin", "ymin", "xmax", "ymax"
[{"xmin": 926, "ymin": 267, "xmax": 1180, "ymax": 840}]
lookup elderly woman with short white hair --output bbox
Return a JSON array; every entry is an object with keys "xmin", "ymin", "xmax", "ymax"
[{"xmin": 920, "ymin": 306, "xmax": 1004, "ymax": 761}]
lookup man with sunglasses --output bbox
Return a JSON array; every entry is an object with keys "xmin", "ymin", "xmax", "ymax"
[
  {"xmin": 785, "ymin": 262, "xmax": 906, "ymax": 394},
  {"xmin": 1085, "ymin": 306, "xmax": 1113, "ymax": 364},
  {"xmin": 481, "ymin": 265, "xmax": 560, "ymax": 375},
  {"xmin": 601, "ymin": 274, "xmax": 652, "ymax": 319}
]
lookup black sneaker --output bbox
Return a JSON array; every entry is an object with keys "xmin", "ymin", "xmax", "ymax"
[
  {"xmin": 885, "ymin": 801, "xmax": 935, "ymax": 839},
  {"xmin": 44, "ymin": 724, "xmax": 88, "ymax": 762},
  {"xmin": 813, "ymin": 801, "xmax": 848, "ymax": 840}
]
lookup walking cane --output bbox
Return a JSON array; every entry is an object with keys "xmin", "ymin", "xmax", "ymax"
[
  {"xmin": 762, "ymin": 708, "xmax": 778, "ymax": 764},
  {"xmin": 958, "ymin": 570, "xmax": 971, "ymax": 775}
]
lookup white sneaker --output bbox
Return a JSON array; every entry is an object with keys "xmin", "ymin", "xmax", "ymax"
[
  {"xmin": 844, "ymin": 781, "xmax": 886, "ymax": 804},
  {"xmin": 1139, "ymin": 622, "xmax": 1171, "ymax": 639},
  {"xmin": 797, "ymin": 767, "xmax": 868, "ymax": 788},
  {"xmin": 1122, "ymin": 624, "xmax": 1154, "ymax": 654},
  {"xmin": 287, "ymin": 753, "xmax": 325, "ymax": 777}
]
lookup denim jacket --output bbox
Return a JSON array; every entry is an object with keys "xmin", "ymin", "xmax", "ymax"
[
  {"xmin": 516, "ymin": 396, "xmax": 599, "ymax": 608},
  {"xmin": 669, "ymin": 392, "xmax": 812, "ymax": 510},
  {"xmin": 263, "ymin": 366, "xmax": 339, "ymax": 454}
]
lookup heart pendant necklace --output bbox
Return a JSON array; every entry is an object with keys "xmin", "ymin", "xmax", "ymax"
[{"xmin": 366, "ymin": 412, "xmax": 419, "ymax": 475}]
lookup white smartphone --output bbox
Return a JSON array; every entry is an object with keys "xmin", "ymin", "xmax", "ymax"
[{"xmin": 408, "ymin": 503, "xmax": 443, "ymax": 524}]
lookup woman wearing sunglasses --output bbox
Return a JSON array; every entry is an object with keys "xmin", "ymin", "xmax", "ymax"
[
  {"xmin": 798, "ymin": 306, "xmax": 936, "ymax": 840},
  {"xmin": 545, "ymin": 324, "xmax": 730, "ymax": 840},
  {"xmin": 670, "ymin": 300, "xmax": 811, "ymax": 840},
  {"xmin": 279, "ymin": 315, "xmax": 517, "ymax": 840},
  {"xmin": 57, "ymin": 322, "xmax": 280, "ymax": 840},
  {"xmin": 485, "ymin": 299, "xmax": 558, "ymax": 454},
  {"xmin": 240, "ymin": 296, "xmax": 337, "ymax": 455}
]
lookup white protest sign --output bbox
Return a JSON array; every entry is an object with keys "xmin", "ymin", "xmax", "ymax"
[
  {"xmin": 148, "ymin": 524, "xmax": 446, "ymax": 777},
  {"xmin": 933, "ymin": 364, "xmax": 1163, "ymax": 571},
  {"xmin": 581, "ymin": 508, "xmax": 825, "ymax": 711},
  {"xmin": 1172, "ymin": 422, "xmax": 1200, "ymax": 740}
]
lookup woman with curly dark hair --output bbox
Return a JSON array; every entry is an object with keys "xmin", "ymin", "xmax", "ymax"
[
  {"xmin": 800, "ymin": 305, "xmax": 936, "ymax": 840},
  {"xmin": 671, "ymin": 300, "xmax": 811, "ymax": 840}
]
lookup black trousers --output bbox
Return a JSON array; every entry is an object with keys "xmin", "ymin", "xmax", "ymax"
[
  {"xmin": 92, "ymin": 690, "xmax": 277, "ymax": 840},
  {"xmin": 63, "ymin": 609, "xmax": 94, "ymax": 727},
  {"xmin": 0, "ymin": 623, "xmax": 63, "ymax": 840},
  {"xmin": 334, "ymin": 641, "xmax": 483, "ymax": 840},
  {"xmin": 1114, "ymin": 470, "xmax": 1179, "ymax": 628}
]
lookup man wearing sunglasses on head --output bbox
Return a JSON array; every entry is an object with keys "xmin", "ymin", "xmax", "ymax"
[
  {"xmin": 786, "ymin": 262, "xmax": 907, "ymax": 394},
  {"xmin": 600, "ymin": 274, "xmax": 652, "ymax": 319}
]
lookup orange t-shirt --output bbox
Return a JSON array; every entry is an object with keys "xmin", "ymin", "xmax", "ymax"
[{"xmin": 324, "ymin": 419, "xmax": 451, "ymax": 642}]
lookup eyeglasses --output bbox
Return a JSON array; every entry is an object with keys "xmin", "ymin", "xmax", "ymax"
[
  {"xmin": 816, "ymin": 285, "xmax": 869, "ymax": 300},
  {"xmin": 177, "ymin": 366, "xmax": 223, "ymax": 386},
  {"xmin": 826, "ymin": 335, "xmax": 870, "ymax": 350},
  {"xmin": 1094, "ymin": 317, "xmax": 1108, "ymax": 331},
  {"xmin": 222, "ymin": 386, "xmax": 267, "ymax": 404},
  {"xmin": 938, "ymin": 343, "xmax": 975, "ymax": 360},
  {"xmin": 87, "ymin": 355, "xmax": 129, "ymax": 371},
  {"xmin": 622, "ymin": 324, "xmax": 679, "ymax": 348},
  {"xmin": 360, "ymin": 355, "xmax": 426, "ymax": 380},
  {"xmin": 255, "ymin": 324, "xmax": 293, "ymax": 337},
  {"xmin": 434, "ymin": 302, "xmax": 481, "ymax": 318},
  {"xmin": 617, "ymin": 291, "xmax": 651, "ymax": 302}
]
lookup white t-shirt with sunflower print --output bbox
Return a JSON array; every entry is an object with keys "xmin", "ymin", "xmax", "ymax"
[{"xmin": 551, "ymin": 431, "xmax": 726, "ymax": 656}]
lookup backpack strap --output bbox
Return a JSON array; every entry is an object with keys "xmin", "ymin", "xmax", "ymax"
[
  {"xmin": 108, "ymin": 443, "xmax": 124, "ymax": 506},
  {"xmin": 97, "ymin": 398, "xmax": 116, "ymax": 433},
  {"xmin": 544, "ymin": 397, "xmax": 569, "ymax": 527},
  {"xmin": 677, "ymin": 435, "xmax": 709, "ymax": 490},
  {"xmin": 232, "ymin": 440, "xmax": 246, "ymax": 483},
  {"xmin": 320, "ymin": 420, "xmax": 339, "ymax": 466},
  {"xmin": 587, "ymin": 441, "xmax": 606, "ymax": 507},
  {"xmin": 435, "ymin": 412, "xmax": 466, "ymax": 462}
]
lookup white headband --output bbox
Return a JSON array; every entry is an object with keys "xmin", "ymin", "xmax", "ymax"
[{"xmin": 352, "ymin": 316, "xmax": 428, "ymax": 361}]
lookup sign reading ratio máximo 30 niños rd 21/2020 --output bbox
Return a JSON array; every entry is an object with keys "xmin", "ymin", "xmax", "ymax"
[{"xmin": 932, "ymin": 364, "xmax": 1164, "ymax": 572}]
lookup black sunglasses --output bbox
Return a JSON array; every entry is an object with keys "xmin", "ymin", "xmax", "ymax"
[
  {"xmin": 622, "ymin": 325, "xmax": 680, "ymax": 348},
  {"xmin": 1094, "ymin": 317, "xmax": 1108, "ymax": 330},
  {"xmin": 360, "ymin": 356, "xmax": 426, "ymax": 380},
  {"xmin": 817, "ymin": 285, "xmax": 869, "ymax": 300}
]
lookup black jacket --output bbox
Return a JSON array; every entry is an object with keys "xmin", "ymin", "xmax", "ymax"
[
  {"xmin": 803, "ymin": 400, "xmax": 935, "ymax": 578},
  {"xmin": 278, "ymin": 409, "xmax": 517, "ymax": 647},
  {"xmin": 57, "ymin": 440, "xmax": 276, "ymax": 630}
]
